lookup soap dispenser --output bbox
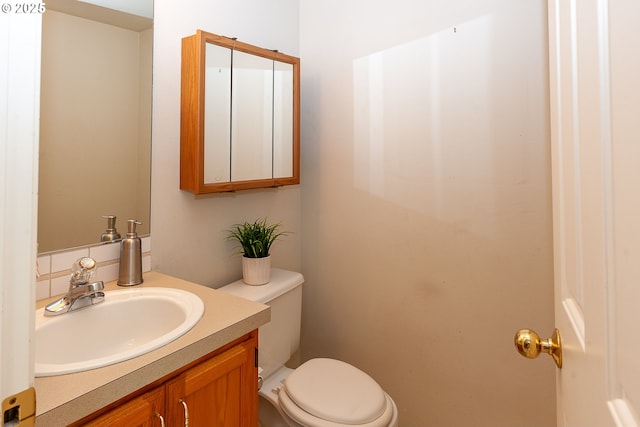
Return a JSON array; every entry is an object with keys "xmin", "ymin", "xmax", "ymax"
[
  {"xmin": 100, "ymin": 215, "xmax": 122, "ymax": 243},
  {"xmin": 117, "ymin": 219, "xmax": 143, "ymax": 286}
]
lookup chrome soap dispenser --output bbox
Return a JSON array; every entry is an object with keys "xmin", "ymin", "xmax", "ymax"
[
  {"xmin": 117, "ymin": 219, "xmax": 143, "ymax": 286},
  {"xmin": 100, "ymin": 215, "xmax": 122, "ymax": 243}
]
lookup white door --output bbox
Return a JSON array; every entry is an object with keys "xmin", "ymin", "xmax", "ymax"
[
  {"xmin": 0, "ymin": 11, "xmax": 40, "ymax": 421},
  {"xmin": 548, "ymin": 0, "xmax": 640, "ymax": 425}
]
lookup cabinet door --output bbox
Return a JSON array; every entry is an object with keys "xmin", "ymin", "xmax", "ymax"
[
  {"xmin": 81, "ymin": 386, "xmax": 165, "ymax": 427},
  {"xmin": 166, "ymin": 335, "xmax": 258, "ymax": 427}
]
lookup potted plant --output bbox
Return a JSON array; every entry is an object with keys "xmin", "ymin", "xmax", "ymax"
[{"xmin": 226, "ymin": 218, "xmax": 289, "ymax": 285}]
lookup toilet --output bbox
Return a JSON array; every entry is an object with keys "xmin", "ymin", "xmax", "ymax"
[{"xmin": 219, "ymin": 268, "xmax": 399, "ymax": 427}]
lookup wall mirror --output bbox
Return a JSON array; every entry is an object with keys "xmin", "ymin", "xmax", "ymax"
[
  {"xmin": 38, "ymin": 0, "xmax": 153, "ymax": 253},
  {"xmin": 180, "ymin": 30, "xmax": 300, "ymax": 194}
]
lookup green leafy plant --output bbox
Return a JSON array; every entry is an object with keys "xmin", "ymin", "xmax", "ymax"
[{"xmin": 226, "ymin": 218, "xmax": 289, "ymax": 258}]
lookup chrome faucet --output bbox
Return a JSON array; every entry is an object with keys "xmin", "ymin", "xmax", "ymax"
[{"xmin": 44, "ymin": 257, "xmax": 105, "ymax": 316}]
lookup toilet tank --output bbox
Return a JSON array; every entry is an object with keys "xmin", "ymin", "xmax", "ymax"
[{"xmin": 218, "ymin": 268, "xmax": 304, "ymax": 380}]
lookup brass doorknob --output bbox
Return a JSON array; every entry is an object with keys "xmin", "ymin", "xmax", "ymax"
[{"xmin": 514, "ymin": 328, "xmax": 562, "ymax": 368}]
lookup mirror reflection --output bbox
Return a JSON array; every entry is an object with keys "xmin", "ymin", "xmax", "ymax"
[
  {"xmin": 272, "ymin": 60, "xmax": 294, "ymax": 179},
  {"xmin": 204, "ymin": 43, "xmax": 231, "ymax": 183},
  {"xmin": 203, "ymin": 43, "xmax": 295, "ymax": 183},
  {"xmin": 230, "ymin": 50, "xmax": 275, "ymax": 182},
  {"xmin": 38, "ymin": 0, "xmax": 152, "ymax": 253}
]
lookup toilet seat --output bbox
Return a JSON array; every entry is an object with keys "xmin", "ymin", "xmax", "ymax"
[{"xmin": 278, "ymin": 358, "xmax": 394, "ymax": 427}]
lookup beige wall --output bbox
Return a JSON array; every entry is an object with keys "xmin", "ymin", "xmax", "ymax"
[
  {"xmin": 150, "ymin": 0, "xmax": 301, "ymax": 287},
  {"xmin": 151, "ymin": 0, "xmax": 555, "ymax": 425},
  {"xmin": 39, "ymin": 11, "xmax": 151, "ymax": 252},
  {"xmin": 298, "ymin": 1, "xmax": 556, "ymax": 426}
]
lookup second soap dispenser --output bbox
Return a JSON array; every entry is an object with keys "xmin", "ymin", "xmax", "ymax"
[{"xmin": 118, "ymin": 219, "xmax": 143, "ymax": 286}]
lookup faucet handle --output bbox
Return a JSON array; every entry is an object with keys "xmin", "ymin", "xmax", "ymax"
[{"xmin": 70, "ymin": 257, "xmax": 97, "ymax": 285}]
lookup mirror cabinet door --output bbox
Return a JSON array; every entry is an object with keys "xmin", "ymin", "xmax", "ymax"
[
  {"xmin": 181, "ymin": 30, "xmax": 300, "ymax": 195},
  {"xmin": 231, "ymin": 50, "xmax": 274, "ymax": 182},
  {"xmin": 273, "ymin": 60, "xmax": 294, "ymax": 179},
  {"xmin": 204, "ymin": 43, "xmax": 232, "ymax": 183}
]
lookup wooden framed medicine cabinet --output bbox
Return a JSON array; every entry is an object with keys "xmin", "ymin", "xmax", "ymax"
[{"xmin": 180, "ymin": 30, "xmax": 300, "ymax": 195}]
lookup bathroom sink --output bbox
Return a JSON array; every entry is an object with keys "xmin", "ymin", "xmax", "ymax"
[{"xmin": 35, "ymin": 287, "xmax": 205, "ymax": 377}]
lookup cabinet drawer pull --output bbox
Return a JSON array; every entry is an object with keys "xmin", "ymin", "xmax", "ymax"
[
  {"xmin": 179, "ymin": 399, "xmax": 190, "ymax": 427},
  {"xmin": 155, "ymin": 412, "xmax": 166, "ymax": 427}
]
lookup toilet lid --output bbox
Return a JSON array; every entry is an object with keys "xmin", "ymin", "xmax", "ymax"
[{"xmin": 281, "ymin": 358, "xmax": 389, "ymax": 425}]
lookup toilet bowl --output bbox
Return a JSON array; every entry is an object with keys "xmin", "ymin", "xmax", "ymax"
[
  {"xmin": 262, "ymin": 360, "xmax": 398, "ymax": 427},
  {"xmin": 219, "ymin": 269, "xmax": 398, "ymax": 427}
]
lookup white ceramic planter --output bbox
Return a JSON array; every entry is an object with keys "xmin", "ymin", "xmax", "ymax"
[{"xmin": 241, "ymin": 255, "xmax": 271, "ymax": 285}]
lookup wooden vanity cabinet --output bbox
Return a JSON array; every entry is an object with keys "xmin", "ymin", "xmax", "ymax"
[
  {"xmin": 77, "ymin": 331, "xmax": 258, "ymax": 427},
  {"xmin": 165, "ymin": 335, "xmax": 258, "ymax": 427},
  {"xmin": 79, "ymin": 387, "xmax": 165, "ymax": 427}
]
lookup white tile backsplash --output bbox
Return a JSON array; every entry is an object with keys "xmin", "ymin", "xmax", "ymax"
[
  {"xmin": 51, "ymin": 248, "xmax": 90, "ymax": 272},
  {"xmin": 37, "ymin": 254, "xmax": 51, "ymax": 276},
  {"xmin": 37, "ymin": 238, "xmax": 151, "ymax": 300},
  {"xmin": 36, "ymin": 279, "xmax": 50, "ymax": 300},
  {"xmin": 141, "ymin": 236, "xmax": 151, "ymax": 253},
  {"xmin": 51, "ymin": 274, "xmax": 71, "ymax": 296},
  {"xmin": 142, "ymin": 253, "xmax": 152, "ymax": 273},
  {"xmin": 97, "ymin": 263, "xmax": 120, "ymax": 283},
  {"xmin": 89, "ymin": 241, "xmax": 121, "ymax": 263}
]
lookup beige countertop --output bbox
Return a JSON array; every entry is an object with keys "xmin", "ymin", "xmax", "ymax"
[{"xmin": 34, "ymin": 271, "xmax": 270, "ymax": 426}]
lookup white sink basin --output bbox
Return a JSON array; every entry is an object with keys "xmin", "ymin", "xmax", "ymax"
[{"xmin": 35, "ymin": 287, "xmax": 204, "ymax": 377}]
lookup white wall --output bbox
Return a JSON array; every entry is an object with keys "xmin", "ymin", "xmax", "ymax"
[
  {"xmin": 299, "ymin": 1, "xmax": 555, "ymax": 426},
  {"xmin": 151, "ymin": 0, "xmax": 301, "ymax": 287}
]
